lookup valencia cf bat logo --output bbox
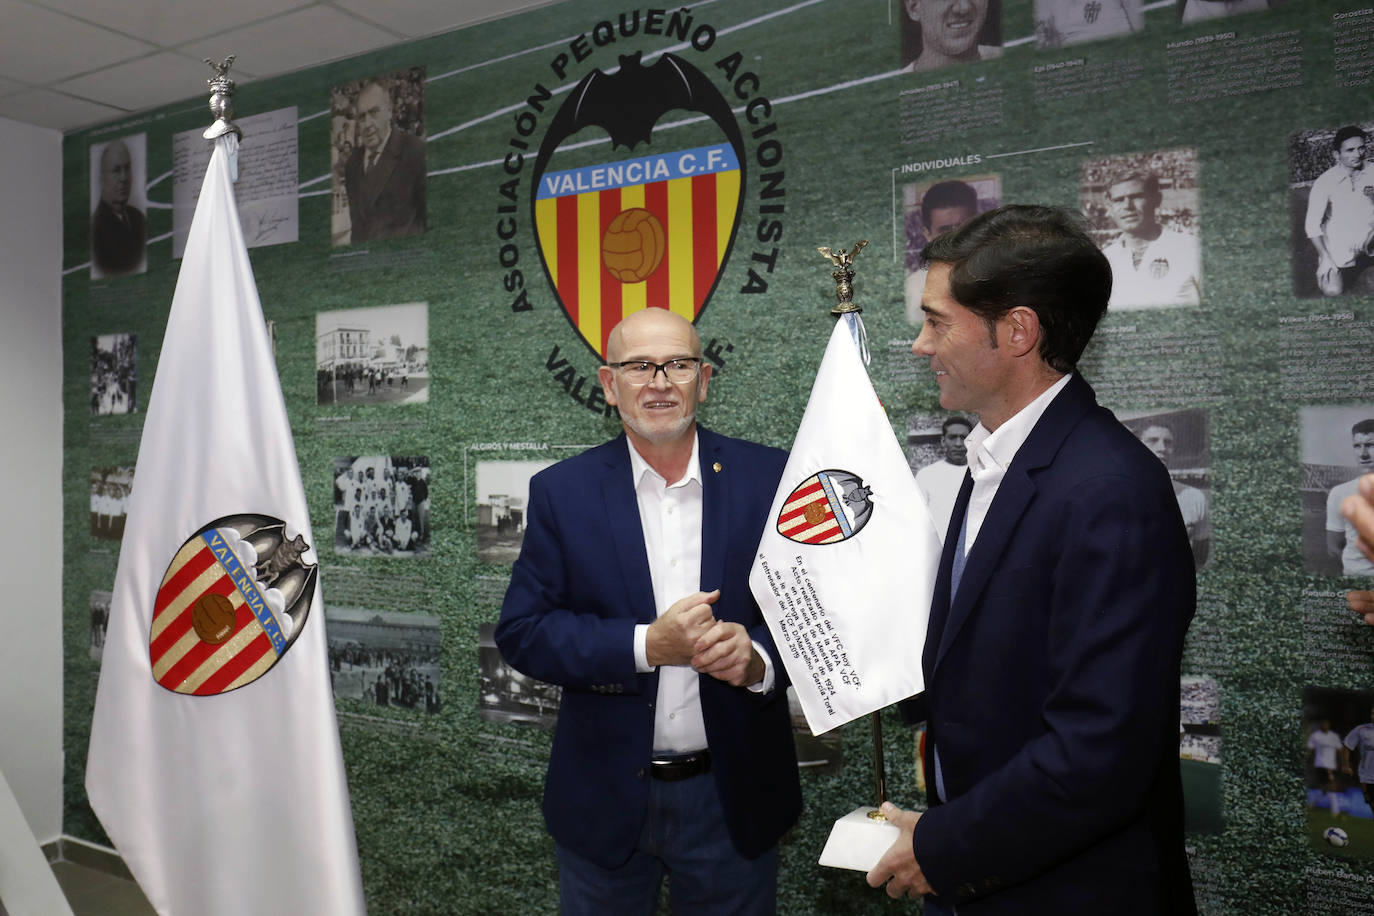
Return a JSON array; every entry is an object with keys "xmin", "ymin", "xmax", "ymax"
[
  {"xmin": 150, "ymin": 514, "xmax": 317, "ymax": 695},
  {"xmin": 776, "ymin": 470, "xmax": 875, "ymax": 545},
  {"xmin": 531, "ymin": 51, "xmax": 746, "ymax": 359}
]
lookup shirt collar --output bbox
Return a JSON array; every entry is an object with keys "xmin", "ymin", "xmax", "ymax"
[
  {"xmin": 627, "ymin": 431, "xmax": 702, "ymax": 490},
  {"xmin": 965, "ymin": 373, "xmax": 1072, "ymax": 476}
]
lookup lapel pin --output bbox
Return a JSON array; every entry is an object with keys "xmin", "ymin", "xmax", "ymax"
[{"xmin": 713, "ymin": 462, "xmax": 722, "ymax": 473}]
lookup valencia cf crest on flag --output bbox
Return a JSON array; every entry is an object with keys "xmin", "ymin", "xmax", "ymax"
[
  {"xmin": 150, "ymin": 514, "xmax": 317, "ymax": 695},
  {"xmin": 531, "ymin": 51, "xmax": 746, "ymax": 359},
  {"xmin": 776, "ymin": 470, "xmax": 874, "ymax": 545}
]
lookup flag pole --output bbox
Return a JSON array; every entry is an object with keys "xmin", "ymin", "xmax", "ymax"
[
  {"xmin": 872, "ymin": 710, "xmax": 887, "ymax": 808},
  {"xmin": 817, "ymin": 240, "xmax": 890, "ymax": 818}
]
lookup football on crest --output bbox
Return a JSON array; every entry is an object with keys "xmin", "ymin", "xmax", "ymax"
[{"xmin": 602, "ymin": 208, "xmax": 665, "ymax": 283}]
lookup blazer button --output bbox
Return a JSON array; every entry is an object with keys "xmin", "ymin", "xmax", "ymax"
[{"xmin": 636, "ymin": 768, "xmax": 646, "ymax": 779}]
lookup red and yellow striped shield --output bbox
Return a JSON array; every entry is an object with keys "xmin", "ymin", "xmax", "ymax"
[
  {"xmin": 776, "ymin": 470, "xmax": 874, "ymax": 545},
  {"xmin": 534, "ymin": 143, "xmax": 742, "ymax": 358},
  {"xmin": 150, "ymin": 516, "xmax": 314, "ymax": 695}
]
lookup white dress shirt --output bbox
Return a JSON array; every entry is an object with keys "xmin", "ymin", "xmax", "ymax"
[
  {"xmin": 959, "ymin": 374, "xmax": 1072, "ymax": 556},
  {"xmin": 626, "ymin": 433, "xmax": 774, "ymax": 754}
]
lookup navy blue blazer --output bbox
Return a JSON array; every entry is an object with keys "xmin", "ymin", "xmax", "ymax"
[
  {"xmin": 909, "ymin": 374, "xmax": 1197, "ymax": 913},
  {"xmin": 495, "ymin": 428, "xmax": 802, "ymax": 868}
]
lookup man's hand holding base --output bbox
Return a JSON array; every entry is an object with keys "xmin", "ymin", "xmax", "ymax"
[{"xmin": 866, "ymin": 802, "xmax": 932, "ymax": 900}]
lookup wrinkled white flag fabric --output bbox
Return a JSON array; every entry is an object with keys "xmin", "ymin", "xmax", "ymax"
[
  {"xmin": 750, "ymin": 313, "xmax": 941, "ymax": 734},
  {"xmin": 86, "ymin": 134, "xmax": 365, "ymax": 916}
]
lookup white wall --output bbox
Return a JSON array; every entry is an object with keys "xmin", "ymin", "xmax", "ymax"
[{"xmin": 0, "ymin": 115, "xmax": 64, "ymax": 844}]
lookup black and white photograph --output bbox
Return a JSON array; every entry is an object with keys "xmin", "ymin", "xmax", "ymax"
[
  {"xmin": 898, "ymin": 0, "xmax": 1003, "ymax": 73},
  {"xmin": 1300, "ymin": 406, "xmax": 1374, "ymax": 577},
  {"xmin": 1179, "ymin": 675, "xmax": 1222, "ymax": 833},
  {"xmin": 905, "ymin": 412, "xmax": 975, "ymax": 541},
  {"xmin": 316, "ymin": 302, "xmax": 429, "ymax": 406},
  {"xmin": 475, "ymin": 459, "xmax": 555, "ymax": 565},
  {"xmin": 1119, "ymin": 408, "xmax": 1212, "ymax": 569},
  {"xmin": 89, "ymin": 590, "xmax": 111, "ymax": 664},
  {"xmin": 89, "ymin": 467, "xmax": 133, "ymax": 541},
  {"xmin": 1035, "ymin": 0, "xmax": 1142, "ymax": 48},
  {"xmin": 89, "ymin": 133, "xmax": 148, "ymax": 279},
  {"xmin": 478, "ymin": 622, "xmax": 561, "ymax": 727},
  {"xmin": 326, "ymin": 606, "xmax": 442, "ymax": 714},
  {"xmin": 171, "ymin": 106, "xmax": 300, "ymax": 257},
  {"xmin": 90, "ymin": 333, "xmax": 137, "ymax": 416},
  {"xmin": 333, "ymin": 455, "xmax": 430, "ymax": 557},
  {"xmin": 1177, "ymin": 0, "xmax": 1274, "ymax": 24},
  {"xmin": 902, "ymin": 174, "xmax": 1001, "ymax": 324},
  {"xmin": 330, "ymin": 67, "xmax": 427, "ymax": 247},
  {"xmin": 1288, "ymin": 122, "xmax": 1374, "ymax": 298},
  {"xmin": 1082, "ymin": 148, "xmax": 1201, "ymax": 310},
  {"xmin": 1303, "ymin": 687, "xmax": 1374, "ymax": 860}
]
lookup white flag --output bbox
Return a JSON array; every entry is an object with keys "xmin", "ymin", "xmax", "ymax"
[
  {"xmin": 85, "ymin": 135, "xmax": 365, "ymax": 916},
  {"xmin": 749, "ymin": 314, "xmax": 941, "ymax": 735}
]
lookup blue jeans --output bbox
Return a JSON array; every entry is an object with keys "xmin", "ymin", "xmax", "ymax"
[{"xmin": 556, "ymin": 771, "xmax": 777, "ymax": 915}]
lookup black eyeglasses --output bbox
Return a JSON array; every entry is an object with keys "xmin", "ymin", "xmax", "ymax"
[{"xmin": 606, "ymin": 358, "xmax": 703, "ymax": 385}]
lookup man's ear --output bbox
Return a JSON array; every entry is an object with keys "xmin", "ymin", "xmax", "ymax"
[
  {"xmin": 597, "ymin": 365, "xmax": 619, "ymax": 407},
  {"xmin": 1001, "ymin": 306, "xmax": 1041, "ymax": 359},
  {"xmin": 697, "ymin": 363, "xmax": 713, "ymax": 404}
]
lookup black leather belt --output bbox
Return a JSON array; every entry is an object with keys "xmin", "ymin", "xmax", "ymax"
[{"xmin": 649, "ymin": 751, "xmax": 711, "ymax": 781}]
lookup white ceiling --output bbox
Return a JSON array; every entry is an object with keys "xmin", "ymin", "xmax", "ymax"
[{"xmin": 0, "ymin": 0, "xmax": 558, "ymax": 132}]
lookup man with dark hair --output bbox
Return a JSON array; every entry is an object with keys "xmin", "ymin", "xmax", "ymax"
[
  {"xmin": 496, "ymin": 308, "xmax": 800, "ymax": 914},
  {"xmin": 1305, "ymin": 125, "xmax": 1374, "ymax": 296},
  {"xmin": 1327, "ymin": 418, "xmax": 1374, "ymax": 576},
  {"xmin": 343, "ymin": 80, "xmax": 428, "ymax": 244},
  {"xmin": 921, "ymin": 181, "xmax": 980, "ymax": 237},
  {"xmin": 90, "ymin": 138, "xmax": 146, "ymax": 276},
  {"xmin": 915, "ymin": 415, "xmax": 973, "ymax": 539},
  {"xmin": 906, "ymin": 180, "xmax": 981, "ymax": 324},
  {"xmin": 1100, "ymin": 168, "xmax": 1200, "ymax": 308},
  {"xmin": 900, "ymin": 0, "xmax": 1003, "ymax": 72},
  {"xmin": 868, "ymin": 205, "xmax": 1197, "ymax": 912}
]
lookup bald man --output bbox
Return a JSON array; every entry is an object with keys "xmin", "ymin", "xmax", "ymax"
[
  {"xmin": 90, "ymin": 138, "xmax": 146, "ymax": 276},
  {"xmin": 342, "ymin": 81, "xmax": 427, "ymax": 244},
  {"xmin": 496, "ymin": 308, "xmax": 801, "ymax": 915}
]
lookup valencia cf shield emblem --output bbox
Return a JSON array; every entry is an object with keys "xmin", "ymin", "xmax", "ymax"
[
  {"xmin": 531, "ymin": 51, "xmax": 746, "ymax": 359},
  {"xmin": 776, "ymin": 470, "xmax": 874, "ymax": 545},
  {"xmin": 150, "ymin": 514, "xmax": 317, "ymax": 695}
]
